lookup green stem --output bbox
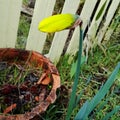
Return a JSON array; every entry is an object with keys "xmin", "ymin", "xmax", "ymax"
[{"xmin": 66, "ymin": 25, "xmax": 83, "ymax": 120}]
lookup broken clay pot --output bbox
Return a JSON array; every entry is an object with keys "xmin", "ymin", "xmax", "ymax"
[{"xmin": 0, "ymin": 48, "xmax": 60, "ymax": 120}]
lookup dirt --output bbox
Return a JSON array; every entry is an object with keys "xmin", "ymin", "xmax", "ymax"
[{"xmin": 0, "ymin": 61, "xmax": 52, "ymax": 115}]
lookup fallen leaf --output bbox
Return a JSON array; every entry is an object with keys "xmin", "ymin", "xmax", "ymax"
[{"xmin": 3, "ymin": 103, "xmax": 17, "ymax": 114}]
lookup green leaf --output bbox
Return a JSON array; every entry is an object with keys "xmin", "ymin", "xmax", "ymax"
[
  {"xmin": 95, "ymin": 0, "xmax": 107, "ymax": 21},
  {"xmin": 85, "ymin": 75, "xmax": 92, "ymax": 85},
  {"xmin": 102, "ymin": 106, "xmax": 120, "ymax": 120},
  {"xmin": 74, "ymin": 62, "xmax": 120, "ymax": 120},
  {"xmin": 75, "ymin": 101, "xmax": 89, "ymax": 120},
  {"xmin": 65, "ymin": 25, "xmax": 83, "ymax": 120},
  {"xmin": 70, "ymin": 56, "xmax": 86, "ymax": 78},
  {"xmin": 96, "ymin": 97, "xmax": 109, "ymax": 113},
  {"xmin": 89, "ymin": 96, "xmax": 112, "ymax": 119},
  {"xmin": 70, "ymin": 61, "xmax": 77, "ymax": 78},
  {"xmin": 74, "ymin": 90, "xmax": 84, "ymax": 109}
]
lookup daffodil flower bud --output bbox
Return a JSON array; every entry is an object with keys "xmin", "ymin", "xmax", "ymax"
[{"xmin": 38, "ymin": 13, "xmax": 81, "ymax": 33}]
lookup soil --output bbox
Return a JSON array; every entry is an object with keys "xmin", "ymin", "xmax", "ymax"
[{"xmin": 0, "ymin": 61, "xmax": 52, "ymax": 115}]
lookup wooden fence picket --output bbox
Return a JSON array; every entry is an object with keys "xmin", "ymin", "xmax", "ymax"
[
  {"xmin": 82, "ymin": 0, "xmax": 111, "ymax": 59},
  {"xmin": 97, "ymin": 0, "xmax": 120, "ymax": 44},
  {"xmin": 66, "ymin": 0, "xmax": 98, "ymax": 55},
  {"xmin": 26, "ymin": 0, "xmax": 56, "ymax": 52},
  {"xmin": 0, "ymin": 0, "xmax": 22, "ymax": 48},
  {"xmin": 48, "ymin": 0, "xmax": 80, "ymax": 63}
]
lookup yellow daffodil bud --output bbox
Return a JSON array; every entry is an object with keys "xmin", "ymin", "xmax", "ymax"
[{"xmin": 38, "ymin": 13, "xmax": 80, "ymax": 33}]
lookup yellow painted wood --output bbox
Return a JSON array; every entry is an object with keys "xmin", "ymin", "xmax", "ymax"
[
  {"xmin": 0, "ymin": 0, "xmax": 22, "ymax": 48},
  {"xmin": 26, "ymin": 0, "xmax": 56, "ymax": 52}
]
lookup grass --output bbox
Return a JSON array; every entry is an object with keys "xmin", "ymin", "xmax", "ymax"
[
  {"xmin": 56, "ymin": 33, "xmax": 120, "ymax": 119},
  {"xmin": 22, "ymin": 0, "xmax": 29, "ymax": 5},
  {"xmin": 16, "ymin": 15, "xmax": 30, "ymax": 49}
]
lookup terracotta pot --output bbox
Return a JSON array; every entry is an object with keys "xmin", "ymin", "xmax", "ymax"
[{"xmin": 0, "ymin": 48, "xmax": 60, "ymax": 120}]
